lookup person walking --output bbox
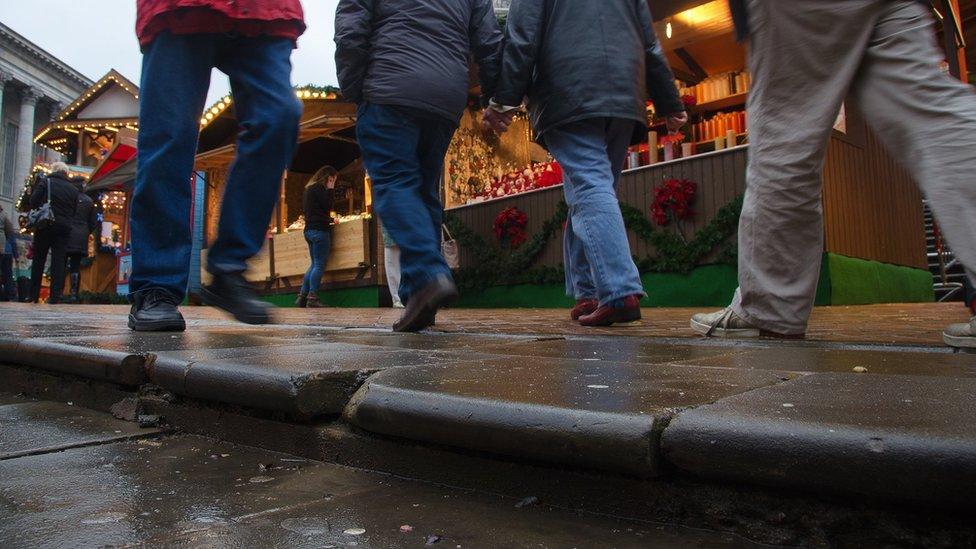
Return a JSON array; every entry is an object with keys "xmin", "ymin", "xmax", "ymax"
[
  {"xmin": 485, "ymin": 0, "xmax": 687, "ymax": 327},
  {"xmin": 690, "ymin": 0, "xmax": 976, "ymax": 350},
  {"xmin": 296, "ymin": 165, "xmax": 337, "ymax": 309},
  {"xmin": 64, "ymin": 178, "xmax": 98, "ymax": 303},
  {"xmin": 29, "ymin": 163, "xmax": 79, "ymax": 304},
  {"xmin": 335, "ymin": 0, "xmax": 502, "ymax": 332},
  {"xmin": 128, "ymin": 0, "xmax": 305, "ymax": 331},
  {"xmin": 0, "ymin": 204, "xmax": 18, "ymax": 302}
]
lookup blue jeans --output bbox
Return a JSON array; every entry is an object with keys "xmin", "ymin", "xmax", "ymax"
[
  {"xmin": 355, "ymin": 103, "xmax": 456, "ymax": 303},
  {"xmin": 546, "ymin": 118, "xmax": 644, "ymax": 305},
  {"xmin": 300, "ymin": 229, "xmax": 331, "ymax": 295},
  {"xmin": 129, "ymin": 32, "xmax": 302, "ymax": 301}
]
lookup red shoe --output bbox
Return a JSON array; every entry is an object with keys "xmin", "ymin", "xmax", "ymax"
[
  {"xmin": 578, "ymin": 295, "xmax": 642, "ymax": 327},
  {"xmin": 570, "ymin": 298, "xmax": 598, "ymax": 320}
]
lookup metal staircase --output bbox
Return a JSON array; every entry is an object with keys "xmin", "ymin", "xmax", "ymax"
[{"xmin": 924, "ymin": 201, "xmax": 967, "ymax": 302}]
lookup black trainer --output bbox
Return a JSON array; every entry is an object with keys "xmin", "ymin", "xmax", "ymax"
[
  {"xmin": 128, "ymin": 290, "xmax": 186, "ymax": 332},
  {"xmin": 200, "ymin": 272, "xmax": 271, "ymax": 325},
  {"xmin": 393, "ymin": 274, "xmax": 458, "ymax": 333}
]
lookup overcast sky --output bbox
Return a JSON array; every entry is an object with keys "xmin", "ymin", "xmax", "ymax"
[{"xmin": 2, "ymin": 1, "xmax": 341, "ymax": 106}]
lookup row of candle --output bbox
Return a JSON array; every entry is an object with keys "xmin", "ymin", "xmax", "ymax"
[
  {"xmin": 693, "ymin": 110, "xmax": 747, "ymax": 142},
  {"xmin": 677, "ymin": 71, "xmax": 751, "ymax": 104}
]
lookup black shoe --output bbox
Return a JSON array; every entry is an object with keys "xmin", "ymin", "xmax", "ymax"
[
  {"xmin": 128, "ymin": 290, "xmax": 186, "ymax": 332},
  {"xmin": 393, "ymin": 274, "xmax": 458, "ymax": 333},
  {"xmin": 200, "ymin": 272, "xmax": 271, "ymax": 325}
]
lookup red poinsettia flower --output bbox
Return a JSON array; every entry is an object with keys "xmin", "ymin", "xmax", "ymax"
[
  {"xmin": 651, "ymin": 178, "xmax": 697, "ymax": 227},
  {"xmin": 493, "ymin": 207, "xmax": 529, "ymax": 249}
]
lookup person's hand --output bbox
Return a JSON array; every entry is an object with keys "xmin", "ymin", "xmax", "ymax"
[
  {"xmin": 666, "ymin": 111, "xmax": 689, "ymax": 133},
  {"xmin": 482, "ymin": 108, "xmax": 514, "ymax": 134}
]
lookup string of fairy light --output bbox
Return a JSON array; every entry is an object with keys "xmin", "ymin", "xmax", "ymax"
[{"xmin": 199, "ymin": 87, "xmax": 341, "ymax": 128}]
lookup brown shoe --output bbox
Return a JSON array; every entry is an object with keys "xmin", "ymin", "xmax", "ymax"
[
  {"xmin": 306, "ymin": 293, "xmax": 324, "ymax": 308},
  {"xmin": 578, "ymin": 295, "xmax": 642, "ymax": 327},
  {"xmin": 295, "ymin": 293, "xmax": 307, "ymax": 308},
  {"xmin": 570, "ymin": 298, "xmax": 598, "ymax": 321},
  {"xmin": 393, "ymin": 274, "xmax": 458, "ymax": 333}
]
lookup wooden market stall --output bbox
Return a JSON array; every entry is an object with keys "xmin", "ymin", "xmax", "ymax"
[
  {"xmin": 442, "ymin": 0, "xmax": 935, "ymax": 308},
  {"xmin": 31, "ymin": 70, "xmax": 141, "ymax": 297},
  {"xmin": 194, "ymin": 88, "xmax": 383, "ymax": 303}
]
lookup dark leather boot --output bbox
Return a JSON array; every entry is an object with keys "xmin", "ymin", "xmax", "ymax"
[
  {"xmin": 306, "ymin": 293, "xmax": 324, "ymax": 308},
  {"xmin": 393, "ymin": 274, "xmax": 458, "ymax": 333},
  {"xmin": 128, "ymin": 289, "xmax": 186, "ymax": 332},
  {"xmin": 200, "ymin": 272, "xmax": 271, "ymax": 325},
  {"xmin": 295, "ymin": 293, "xmax": 308, "ymax": 308}
]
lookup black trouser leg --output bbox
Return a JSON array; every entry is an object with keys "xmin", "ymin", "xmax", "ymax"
[
  {"xmin": 30, "ymin": 231, "xmax": 53, "ymax": 303},
  {"xmin": 47, "ymin": 228, "xmax": 69, "ymax": 304}
]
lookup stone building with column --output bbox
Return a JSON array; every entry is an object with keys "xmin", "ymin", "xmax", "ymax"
[{"xmin": 0, "ymin": 22, "xmax": 92, "ymax": 216}]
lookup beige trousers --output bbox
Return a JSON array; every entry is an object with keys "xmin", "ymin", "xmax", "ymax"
[{"xmin": 732, "ymin": 0, "xmax": 976, "ymax": 335}]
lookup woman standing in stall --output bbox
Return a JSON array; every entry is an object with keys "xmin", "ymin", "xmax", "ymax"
[{"xmin": 296, "ymin": 165, "xmax": 337, "ymax": 308}]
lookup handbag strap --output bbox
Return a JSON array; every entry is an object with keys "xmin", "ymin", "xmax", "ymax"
[{"xmin": 441, "ymin": 224, "xmax": 454, "ymax": 242}]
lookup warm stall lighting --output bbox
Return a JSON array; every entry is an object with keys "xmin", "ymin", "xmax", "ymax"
[{"xmin": 666, "ymin": 21, "xmax": 673, "ymax": 39}]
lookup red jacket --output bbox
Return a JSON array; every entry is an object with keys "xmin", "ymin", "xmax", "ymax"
[{"xmin": 136, "ymin": 0, "xmax": 306, "ymax": 48}]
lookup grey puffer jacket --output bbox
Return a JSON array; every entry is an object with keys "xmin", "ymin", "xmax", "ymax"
[
  {"xmin": 335, "ymin": 0, "xmax": 503, "ymax": 123},
  {"xmin": 493, "ymin": 0, "xmax": 683, "ymax": 142}
]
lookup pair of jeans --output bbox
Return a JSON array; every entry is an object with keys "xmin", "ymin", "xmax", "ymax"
[
  {"xmin": 129, "ymin": 31, "xmax": 302, "ymax": 301},
  {"xmin": 0, "ymin": 253, "xmax": 15, "ymax": 301},
  {"xmin": 356, "ymin": 102, "xmax": 457, "ymax": 303},
  {"xmin": 546, "ymin": 118, "xmax": 644, "ymax": 305},
  {"xmin": 300, "ymin": 229, "xmax": 332, "ymax": 295},
  {"xmin": 30, "ymin": 224, "xmax": 70, "ymax": 303}
]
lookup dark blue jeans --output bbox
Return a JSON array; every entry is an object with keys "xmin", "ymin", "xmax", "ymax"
[
  {"xmin": 129, "ymin": 32, "xmax": 302, "ymax": 301},
  {"xmin": 355, "ymin": 103, "xmax": 456, "ymax": 302},
  {"xmin": 300, "ymin": 229, "xmax": 331, "ymax": 295}
]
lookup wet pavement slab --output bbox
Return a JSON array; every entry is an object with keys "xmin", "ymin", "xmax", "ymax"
[
  {"xmin": 661, "ymin": 373, "xmax": 976, "ymax": 506},
  {"xmin": 345, "ymin": 357, "xmax": 795, "ymax": 477},
  {"xmin": 0, "ymin": 400, "xmax": 160, "ymax": 460},
  {"xmin": 0, "ymin": 408, "xmax": 756, "ymax": 548},
  {"xmin": 680, "ymin": 346, "xmax": 976, "ymax": 377}
]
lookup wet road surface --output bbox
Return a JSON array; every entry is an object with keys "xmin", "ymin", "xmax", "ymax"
[{"xmin": 0, "ymin": 393, "xmax": 759, "ymax": 548}]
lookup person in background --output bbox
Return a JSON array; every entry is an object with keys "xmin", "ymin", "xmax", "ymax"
[
  {"xmin": 296, "ymin": 165, "xmax": 337, "ymax": 309},
  {"xmin": 335, "ymin": 0, "xmax": 502, "ymax": 332},
  {"xmin": 64, "ymin": 177, "xmax": 98, "ymax": 303},
  {"xmin": 691, "ymin": 0, "xmax": 976, "ymax": 350},
  {"xmin": 29, "ymin": 162, "xmax": 80, "ymax": 304},
  {"xmin": 485, "ymin": 0, "xmax": 687, "ymax": 327},
  {"xmin": 0, "ymin": 204, "xmax": 18, "ymax": 302},
  {"xmin": 381, "ymin": 222, "xmax": 403, "ymax": 308},
  {"xmin": 128, "ymin": 0, "xmax": 305, "ymax": 331}
]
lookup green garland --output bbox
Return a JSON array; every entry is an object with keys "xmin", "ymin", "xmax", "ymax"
[{"xmin": 446, "ymin": 195, "xmax": 743, "ymax": 291}]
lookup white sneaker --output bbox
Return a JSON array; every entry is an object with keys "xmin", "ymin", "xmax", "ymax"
[
  {"xmin": 943, "ymin": 316, "xmax": 976, "ymax": 349},
  {"xmin": 690, "ymin": 307, "xmax": 761, "ymax": 338}
]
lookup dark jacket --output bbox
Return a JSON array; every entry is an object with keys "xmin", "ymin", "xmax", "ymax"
[
  {"xmin": 30, "ymin": 173, "xmax": 79, "ymax": 231},
  {"xmin": 303, "ymin": 184, "xmax": 335, "ymax": 233},
  {"xmin": 67, "ymin": 192, "xmax": 98, "ymax": 255},
  {"xmin": 493, "ymin": 0, "xmax": 683, "ymax": 143},
  {"xmin": 335, "ymin": 0, "xmax": 503, "ymax": 123}
]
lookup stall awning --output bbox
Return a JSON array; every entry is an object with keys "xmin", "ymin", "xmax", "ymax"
[
  {"xmin": 87, "ymin": 128, "xmax": 138, "ymax": 191},
  {"xmin": 87, "ymin": 155, "xmax": 136, "ymax": 192}
]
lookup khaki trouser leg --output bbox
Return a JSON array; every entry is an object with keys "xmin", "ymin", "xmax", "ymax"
[
  {"xmin": 850, "ymin": 2, "xmax": 976, "ymax": 297},
  {"xmin": 732, "ymin": 0, "xmax": 882, "ymax": 335}
]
